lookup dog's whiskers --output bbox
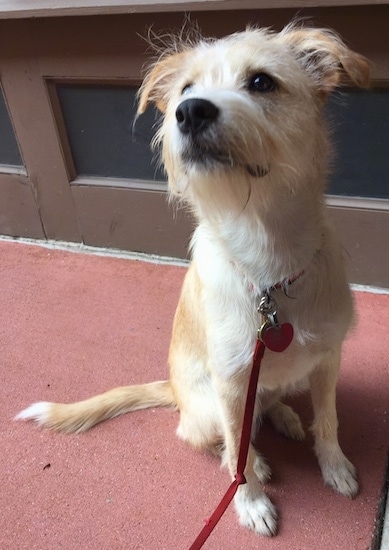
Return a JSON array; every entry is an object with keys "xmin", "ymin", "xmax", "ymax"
[
  {"xmin": 277, "ymin": 162, "xmax": 301, "ymax": 177},
  {"xmin": 240, "ymin": 180, "xmax": 253, "ymax": 214}
]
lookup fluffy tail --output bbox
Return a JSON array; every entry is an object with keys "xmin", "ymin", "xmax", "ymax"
[{"xmin": 14, "ymin": 381, "xmax": 175, "ymax": 433}]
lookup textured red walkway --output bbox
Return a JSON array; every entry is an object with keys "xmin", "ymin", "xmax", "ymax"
[{"xmin": 1, "ymin": 240, "xmax": 388, "ymax": 550}]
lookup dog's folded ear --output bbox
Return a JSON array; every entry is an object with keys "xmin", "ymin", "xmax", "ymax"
[
  {"xmin": 137, "ymin": 51, "xmax": 187, "ymax": 114},
  {"xmin": 280, "ymin": 25, "xmax": 370, "ymax": 96}
]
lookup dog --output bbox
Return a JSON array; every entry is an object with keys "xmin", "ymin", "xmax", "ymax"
[{"xmin": 16, "ymin": 23, "xmax": 370, "ymax": 536}]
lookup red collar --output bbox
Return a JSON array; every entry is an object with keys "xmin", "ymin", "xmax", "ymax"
[
  {"xmin": 230, "ymin": 260, "xmax": 306, "ymax": 294},
  {"xmin": 271, "ymin": 269, "xmax": 305, "ymax": 290}
]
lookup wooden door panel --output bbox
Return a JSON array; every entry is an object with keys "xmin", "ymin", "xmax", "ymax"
[{"xmin": 0, "ymin": 173, "xmax": 45, "ymax": 238}]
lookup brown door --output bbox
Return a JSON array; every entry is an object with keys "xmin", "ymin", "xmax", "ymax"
[{"xmin": 0, "ymin": 7, "xmax": 388, "ymax": 286}]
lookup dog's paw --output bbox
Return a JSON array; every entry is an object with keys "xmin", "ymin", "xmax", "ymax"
[
  {"xmin": 234, "ymin": 486, "xmax": 277, "ymax": 536},
  {"xmin": 315, "ymin": 442, "xmax": 358, "ymax": 498},
  {"xmin": 267, "ymin": 402, "xmax": 305, "ymax": 441},
  {"xmin": 253, "ymin": 452, "xmax": 272, "ymax": 484},
  {"xmin": 320, "ymin": 454, "xmax": 358, "ymax": 498}
]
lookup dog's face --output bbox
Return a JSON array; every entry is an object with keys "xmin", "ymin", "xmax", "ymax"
[{"xmin": 139, "ymin": 25, "xmax": 369, "ymax": 206}]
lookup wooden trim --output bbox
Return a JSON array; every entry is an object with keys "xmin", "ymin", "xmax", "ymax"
[
  {"xmin": 0, "ymin": 21, "xmax": 81, "ymax": 242},
  {"xmin": 20, "ymin": 8, "xmax": 389, "ymax": 82},
  {"xmin": 1, "ymin": 0, "xmax": 389, "ymax": 20},
  {"xmin": 0, "ymin": 165, "xmax": 28, "ymax": 176},
  {"xmin": 45, "ymin": 80, "xmax": 77, "ymax": 182},
  {"xmin": 46, "ymin": 77, "xmax": 142, "ymax": 87},
  {"xmin": 326, "ymin": 195, "xmax": 389, "ymax": 212},
  {"xmin": 72, "ymin": 176, "xmax": 167, "ymax": 193}
]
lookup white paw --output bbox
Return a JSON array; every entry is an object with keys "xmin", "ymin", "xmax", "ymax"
[
  {"xmin": 267, "ymin": 402, "xmax": 305, "ymax": 441},
  {"xmin": 253, "ymin": 453, "xmax": 272, "ymax": 484},
  {"xmin": 321, "ymin": 455, "xmax": 358, "ymax": 498},
  {"xmin": 315, "ymin": 441, "xmax": 358, "ymax": 498},
  {"xmin": 234, "ymin": 485, "xmax": 277, "ymax": 536}
]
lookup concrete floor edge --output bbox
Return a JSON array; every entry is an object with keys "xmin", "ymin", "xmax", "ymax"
[{"xmin": 1, "ymin": 235, "xmax": 389, "ymax": 294}]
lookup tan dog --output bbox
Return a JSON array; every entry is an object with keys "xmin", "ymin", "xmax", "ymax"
[{"xmin": 16, "ymin": 24, "xmax": 370, "ymax": 536}]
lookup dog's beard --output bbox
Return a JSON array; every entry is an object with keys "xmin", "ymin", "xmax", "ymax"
[
  {"xmin": 179, "ymin": 134, "xmax": 269, "ymax": 179},
  {"xmin": 181, "ymin": 138, "xmax": 229, "ymax": 168}
]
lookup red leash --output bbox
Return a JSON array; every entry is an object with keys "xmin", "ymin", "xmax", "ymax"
[{"xmin": 188, "ymin": 339, "xmax": 266, "ymax": 550}]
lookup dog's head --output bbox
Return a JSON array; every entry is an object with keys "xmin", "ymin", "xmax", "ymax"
[{"xmin": 138, "ymin": 24, "xmax": 369, "ymax": 210}]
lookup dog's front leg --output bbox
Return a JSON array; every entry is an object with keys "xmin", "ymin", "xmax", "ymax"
[
  {"xmin": 309, "ymin": 348, "xmax": 358, "ymax": 498},
  {"xmin": 214, "ymin": 374, "xmax": 277, "ymax": 536}
]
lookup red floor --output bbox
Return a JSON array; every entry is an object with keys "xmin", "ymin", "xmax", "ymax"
[{"xmin": 1, "ymin": 240, "xmax": 388, "ymax": 550}]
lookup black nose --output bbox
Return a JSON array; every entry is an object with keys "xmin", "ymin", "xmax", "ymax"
[{"xmin": 176, "ymin": 99, "xmax": 219, "ymax": 135}]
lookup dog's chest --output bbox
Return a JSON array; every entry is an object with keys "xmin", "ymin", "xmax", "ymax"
[{"xmin": 192, "ymin": 222, "xmax": 332, "ymax": 386}]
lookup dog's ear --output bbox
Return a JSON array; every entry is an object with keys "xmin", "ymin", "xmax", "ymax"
[
  {"xmin": 138, "ymin": 51, "xmax": 188, "ymax": 114},
  {"xmin": 280, "ymin": 25, "xmax": 370, "ymax": 95}
]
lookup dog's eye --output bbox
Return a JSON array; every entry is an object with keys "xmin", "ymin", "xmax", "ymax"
[
  {"xmin": 248, "ymin": 73, "xmax": 276, "ymax": 93},
  {"xmin": 182, "ymin": 84, "xmax": 193, "ymax": 95}
]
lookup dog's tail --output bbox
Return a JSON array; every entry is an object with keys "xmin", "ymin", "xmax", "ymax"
[{"xmin": 14, "ymin": 381, "xmax": 175, "ymax": 433}]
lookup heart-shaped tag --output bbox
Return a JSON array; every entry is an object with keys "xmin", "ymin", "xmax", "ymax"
[{"xmin": 261, "ymin": 322, "xmax": 294, "ymax": 353}]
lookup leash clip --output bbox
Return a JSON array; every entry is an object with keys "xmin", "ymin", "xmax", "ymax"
[{"xmin": 258, "ymin": 290, "xmax": 279, "ymax": 328}]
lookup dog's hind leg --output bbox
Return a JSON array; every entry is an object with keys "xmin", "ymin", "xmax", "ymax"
[
  {"xmin": 175, "ymin": 390, "xmax": 224, "ymax": 453},
  {"xmin": 309, "ymin": 347, "xmax": 358, "ymax": 498},
  {"xmin": 266, "ymin": 401, "xmax": 306, "ymax": 441},
  {"xmin": 256, "ymin": 390, "xmax": 305, "ymax": 441}
]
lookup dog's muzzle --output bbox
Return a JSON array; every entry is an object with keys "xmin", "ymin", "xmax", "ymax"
[{"xmin": 175, "ymin": 98, "xmax": 269, "ymax": 179}]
